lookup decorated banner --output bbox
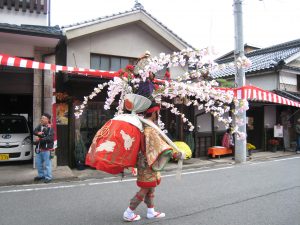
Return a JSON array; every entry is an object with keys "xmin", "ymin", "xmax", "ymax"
[{"xmin": 0, "ymin": 53, "xmax": 118, "ymax": 78}]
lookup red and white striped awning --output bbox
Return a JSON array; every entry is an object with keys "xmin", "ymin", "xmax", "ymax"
[
  {"xmin": 0, "ymin": 53, "xmax": 166, "ymax": 83},
  {"xmin": 1, "ymin": 53, "xmax": 300, "ymax": 108},
  {"xmin": 0, "ymin": 53, "xmax": 118, "ymax": 78},
  {"xmin": 234, "ymin": 85, "xmax": 300, "ymax": 108}
]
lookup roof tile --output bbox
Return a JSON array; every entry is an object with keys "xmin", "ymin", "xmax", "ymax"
[
  {"xmin": 0, "ymin": 23, "xmax": 62, "ymax": 37},
  {"xmin": 213, "ymin": 39, "xmax": 300, "ymax": 78}
]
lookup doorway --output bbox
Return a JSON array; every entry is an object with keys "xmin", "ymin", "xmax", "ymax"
[{"xmin": 246, "ymin": 106, "xmax": 264, "ymax": 149}]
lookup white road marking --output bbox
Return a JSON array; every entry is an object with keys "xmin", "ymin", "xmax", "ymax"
[
  {"xmin": 0, "ymin": 184, "xmax": 86, "ymax": 194},
  {"xmin": 248, "ymin": 156, "xmax": 300, "ymax": 165},
  {"xmin": 0, "ymin": 156, "xmax": 299, "ymax": 194},
  {"xmin": 88, "ymin": 178, "xmax": 136, "ymax": 186}
]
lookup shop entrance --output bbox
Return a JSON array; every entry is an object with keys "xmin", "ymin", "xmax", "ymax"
[{"xmin": 246, "ymin": 106, "xmax": 264, "ymax": 150}]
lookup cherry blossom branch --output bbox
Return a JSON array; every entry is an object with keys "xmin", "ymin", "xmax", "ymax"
[
  {"xmin": 74, "ymin": 82, "xmax": 109, "ymax": 118},
  {"xmin": 161, "ymin": 101, "xmax": 194, "ymax": 131}
]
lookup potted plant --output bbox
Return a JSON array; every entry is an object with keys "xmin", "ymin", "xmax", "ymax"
[
  {"xmin": 247, "ymin": 143, "xmax": 256, "ymax": 156},
  {"xmin": 268, "ymin": 139, "xmax": 279, "ymax": 152}
]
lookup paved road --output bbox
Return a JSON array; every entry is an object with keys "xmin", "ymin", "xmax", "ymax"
[{"xmin": 0, "ymin": 156, "xmax": 300, "ymax": 225}]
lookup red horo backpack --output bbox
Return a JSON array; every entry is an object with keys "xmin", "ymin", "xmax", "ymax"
[{"xmin": 85, "ymin": 119, "xmax": 141, "ymax": 174}]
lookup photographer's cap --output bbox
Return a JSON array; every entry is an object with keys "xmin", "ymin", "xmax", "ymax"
[{"xmin": 42, "ymin": 113, "xmax": 51, "ymax": 121}]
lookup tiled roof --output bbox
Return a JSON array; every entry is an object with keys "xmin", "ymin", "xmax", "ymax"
[
  {"xmin": 61, "ymin": 7, "xmax": 194, "ymax": 49},
  {"xmin": 213, "ymin": 39, "xmax": 300, "ymax": 78},
  {"xmin": 0, "ymin": 23, "xmax": 62, "ymax": 38}
]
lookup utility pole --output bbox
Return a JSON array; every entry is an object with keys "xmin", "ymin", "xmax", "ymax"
[{"xmin": 233, "ymin": 0, "xmax": 247, "ymax": 163}]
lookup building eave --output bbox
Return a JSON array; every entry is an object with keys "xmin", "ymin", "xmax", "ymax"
[
  {"xmin": 62, "ymin": 9, "xmax": 193, "ymax": 50},
  {"xmin": 0, "ymin": 23, "xmax": 62, "ymax": 39},
  {"xmin": 0, "ymin": 27, "xmax": 61, "ymax": 39}
]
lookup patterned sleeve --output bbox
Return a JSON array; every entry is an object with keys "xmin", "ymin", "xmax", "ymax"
[{"xmin": 145, "ymin": 127, "xmax": 172, "ymax": 166}]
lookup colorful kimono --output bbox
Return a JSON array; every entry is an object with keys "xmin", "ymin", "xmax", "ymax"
[{"xmin": 136, "ymin": 126, "xmax": 172, "ymax": 188}]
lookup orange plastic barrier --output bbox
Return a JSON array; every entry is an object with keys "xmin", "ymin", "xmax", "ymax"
[{"xmin": 208, "ymin": 146, "xmax": 232, "ymax": 158}]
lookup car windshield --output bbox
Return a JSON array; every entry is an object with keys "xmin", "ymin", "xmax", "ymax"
[{"xmin": 0, "ymin": 118, "xmax": 29, "ymax": 134}]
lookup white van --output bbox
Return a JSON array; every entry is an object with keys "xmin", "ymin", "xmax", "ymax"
[{"xmin": 0, "ymin": 115, "xmax": 33, "ymax": 161}]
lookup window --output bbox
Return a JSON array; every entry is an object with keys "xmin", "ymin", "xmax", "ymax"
[
  {"xmin": 91, "ymin": 54, "xmax": 136, "ymax": 71},
  {"xmin": 0, "ymin": 117, "xmax": 29, "ymax": 134}
]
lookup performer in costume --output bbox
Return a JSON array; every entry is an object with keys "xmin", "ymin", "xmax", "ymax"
[
  {"xmin": 84, "ymin": 51, "xmax": 185, "ymax": 222},
  {"xmin": 123, "ymin": 103, "xmax": 184, "ymax": 222}
]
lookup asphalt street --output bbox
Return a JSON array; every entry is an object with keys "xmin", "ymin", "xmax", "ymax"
[{"xmin": 0, "ymin": 157, "xmax": 300, "ymax": 225}]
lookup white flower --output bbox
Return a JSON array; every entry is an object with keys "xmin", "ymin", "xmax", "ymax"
[{"xmin": 72, "ymin": 49, "xmax": 247, "ymax": 138}]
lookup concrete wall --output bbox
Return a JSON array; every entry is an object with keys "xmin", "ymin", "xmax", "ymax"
[
  {"xmin": 0, "ymin": 33, "xmax": 59, "ymax": 58},
  {"xmin": 0, "ymin": 40, "xmax": 34, "ymax": 57},
  {"xmin": 32, "ymin": 52, "xmax": 43, "ymax": 129},
  {"xmin": 0, "ymin": 8, "xmax": 47, "ymax": 26},
  {"xmin": 195, "ymin": 108, "xmax": 230, "ymax": 133},
  {"xmin": 44, "ymin": 55, "xmax": 55, "ymax": 117},
  {"xmin": 32, "ymin": 48, "xmax": 56, "ymax": 128},
  {"xmin": 196, "ymin": 105, "xmax": 277, "ymax": 132},
  {"xmin": 66, "ymin": 23, "xmax": 185, "ymax": 77},
  {"xmin": 246, "ymin": 73, "xmax": 278, "ymax": 90},
  {"xmin": 245, "ymin": 70, "xmax": 299, "ymax": 92}
]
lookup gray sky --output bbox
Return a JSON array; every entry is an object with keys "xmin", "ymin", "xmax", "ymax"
[{"xmin": 51, "ymin": 0, "xmax": 300, "ymax": 56}]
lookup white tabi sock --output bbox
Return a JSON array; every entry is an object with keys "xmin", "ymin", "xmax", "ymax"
[
  {"xmin": 147, "ymin": 208, "xmax": 165, "ymax": 219},
  {"xmin": 147, "ymin": 208, "xmax": 155, "ymax": 214},
  {"xmin": 123, "ymin": 207, "xmax": 141, "ymax": 221},
  {"xmin": 125, "ymin": 207, "xmax": 134, "ymax": 217}
]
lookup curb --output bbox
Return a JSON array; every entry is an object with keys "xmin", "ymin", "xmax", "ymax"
[{"xmin": 0, "ymin": 153, "xmax": 297, "ymax": 187}]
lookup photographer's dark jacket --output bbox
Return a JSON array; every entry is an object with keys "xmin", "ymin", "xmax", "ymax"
[{"xmin": 33, "ymin": 124, "xmax": 54, "ymax": 151}]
